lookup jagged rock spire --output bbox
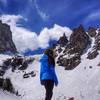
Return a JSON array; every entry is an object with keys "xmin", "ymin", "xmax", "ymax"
[{"xmin": 57, "ymin": 33, "xmax": 68, "ymax": 47}]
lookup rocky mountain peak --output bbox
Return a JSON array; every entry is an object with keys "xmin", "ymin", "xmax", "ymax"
[
  {"xmin": 73, "ymin": 24, "xmax": 85, "ymax": 33},
  {"xmin": 0, "ymin": 20, "xmax": 17, "ymax": 54},
  {"xmin": 70, "ymin": 25, "xmax": 90, "ymax": 54},
  {"xmin": 53, "ymin": 25, "xmax": 99, "ymax": 70},
  {"xmin": 57, "ymin": 33, "xmax": 68, "ymax": 47}
]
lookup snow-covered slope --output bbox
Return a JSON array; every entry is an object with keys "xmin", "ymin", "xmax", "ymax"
[
  {"xmin": 0, "ymin": 50, "xmax": 100, "ymax": 100},
  {"xmin": 0, "ymin": 90, "xmax": 20, "ymax": 100}
]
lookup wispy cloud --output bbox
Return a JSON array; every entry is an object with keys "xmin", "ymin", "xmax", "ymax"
[
  {"xmin": 84, "ymin": 10, "xmax": 100, "ymax": 24},
  {"xmin": 0, "ymin": 0, "xmax": 7, "ymax": 6},
  {"xmin": 34, "ymin": 0, "xmax": 49, "ymax": 21}
]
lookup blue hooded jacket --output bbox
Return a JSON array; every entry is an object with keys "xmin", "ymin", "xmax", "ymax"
[{"xmin": 40, "ymin": 54, "xmax": 58, "ymax": 85}]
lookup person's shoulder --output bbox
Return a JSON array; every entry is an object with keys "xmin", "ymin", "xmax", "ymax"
[
  {"xmin": 43, "ymin": 54, "xmax": 48, "ymax": 57},
  {"xmin": 41, "ymin": 54, "xmax": 48, "ymax": 59},
  {"xmin": 40, "ymin": 54, "xmax": 48, "ymax": 62}
]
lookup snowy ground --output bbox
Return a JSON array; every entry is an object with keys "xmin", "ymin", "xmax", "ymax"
[
  {"xmin": 0, "ymin": 90, "xmax": 20, "ymax": 100},
  {"xmin": 0, "ymin": 51, "xmax": 100, "ymax": 100}
]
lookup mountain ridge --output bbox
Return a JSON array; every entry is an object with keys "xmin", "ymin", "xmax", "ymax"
[{"xmin": 53, "ymin": 25, "xmax": 100, "ymax": 70}]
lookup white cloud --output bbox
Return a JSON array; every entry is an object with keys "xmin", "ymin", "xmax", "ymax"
[
  {"xmin": 84, "ymin": 10, "xmax": 100, "ymax": 24},
  {"xmin": 38, "ymin": 24, "xmax": 72, "ymax": 48},
  {"xmin": 0, "ymin": 15, "xmax": 23, "ymax": 26},
  {"xmin": 0, "ymin": 14, "xmax": 72, "ymax": 52},
  {"xmin": 38, "ymin": 28, "xmax": 50, "ymax": 48},
  {"xmin": 12, "ymin": 27, "xmax": 39, "ymax": 52},
  {"xmin": 34, "ymin": 0, "xmax": 49, "ymax": 21},
  {"xmin": 0, "ymin": 15, "xmax": 39, "ymax": 52}
]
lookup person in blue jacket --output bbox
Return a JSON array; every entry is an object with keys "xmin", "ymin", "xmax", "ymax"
[{"xmin": 40, "ymin": 49, "xmax": 58, "ymax": 100}]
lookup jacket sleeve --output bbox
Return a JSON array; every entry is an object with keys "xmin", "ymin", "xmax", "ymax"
[
  {"xmin": 50, "ymin": 66, "xmax": 58, "ymax": 85},
  {"xmin": 39, "ymin": 55, "xmax": 48, "ymax": 81}
]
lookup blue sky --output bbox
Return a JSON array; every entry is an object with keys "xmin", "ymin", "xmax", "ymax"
[
  {"xmin": 0, "ymin": 0, "xmax": 100, "ymax": 33},
  {"xmin": 0, "ymin": 0, "xmax": 100, "ymax": 55}
]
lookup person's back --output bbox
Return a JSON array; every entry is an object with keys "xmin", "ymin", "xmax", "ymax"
[{"xmin": 40, "ymin": 49, "xmax": 58, "ymax": 100}]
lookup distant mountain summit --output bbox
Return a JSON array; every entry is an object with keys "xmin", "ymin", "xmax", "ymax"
[
  {"xmin": 53, "ymin": 25, "xmax": 100, "ymax": 70},
  {"xmin": 0, "ymin": 20, "xmax": 17, "ymax": 54}
]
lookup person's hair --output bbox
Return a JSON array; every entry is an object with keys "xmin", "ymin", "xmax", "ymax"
[{"xmin": 44, "ymin": 49, "xmax": 55, "ymax": 67}]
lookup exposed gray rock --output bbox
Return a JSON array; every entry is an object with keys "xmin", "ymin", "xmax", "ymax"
[
  {"xmin": 94, "ymin": 31, "xmax": 100, "ymax": 50},
  {"xmin": 0, "ymin": 78, "xmax": 14, "ymax": 93},
  {"xmin": 88, "ymin": 27, "xmax": 97, "ymax": 37},
  {"xmin": 0, "ymin": 20, "xmax": 17, "ymax": 53},
  {"xmin": 87, "ymin": 50, "xmax": 99, "ymax": 60},
  {"xmin": 57, "ymin": 33, "xmax": 68, "ymax": 47},
  {"xmin": 3, "ymin": 78, "xmax": 14, "ymax": 93},
  {"xmin": 23, "ymin": 71, "xmax": 36, "ymax": 78},
  {"xmin": 70, "ymin": 25, "xmax": 90, "ymax": 54},
  {"xmin": 0, "ymin": 70, "xmax": 5, "ymax": 76},
  {"xmin": 97, "ymin": 62, "xmax": 100, "ymax": 66},
  {"xmin": 53, "ymin": 25, "xmax": 91, "ymax": 70},
  {"xmin": 67, "ymin": 97, "xmax": 74, "ymax": 100}
]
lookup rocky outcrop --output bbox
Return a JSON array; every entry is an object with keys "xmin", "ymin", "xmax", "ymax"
[
  {"xmin": 0, "ymin": 55, "xmax": 35, "ymax": 94},
  {"xmin": 70, "ymin": 25, "xmax": 90, "ymax": 54},
  {"xmin": 57, "ymin": 33, "xmax": 68, "ymax": 47},
  {"xmin": 1, "ymin": 56, "xmax": 35, "ymax": 72},
  {"xmin": 54, "ymin": 25, "xmax": 91, "ymax": 70},
  {"xmin": 94, "ymin": 31, "xmax": 100, "ymax": 50},
  {"xmin": 88, "ymin": 27, "xmax": 97, "ymax": 37},
  {"xmin": 67, "ymin": 97, "xmax": 74, "ymax": 100},
  {"xmin": 87, "ymin": 28, "xmax": 100, "ymax": 60},
  {"xmin": 0, "ymin": 55, "xmax": 35, "ymax": 78},
  {"xmin": 0, "ymin": 20, "xmax": 17, "ymax": 53},
  {"xmin": 23, "ymin": 71, "xmax": 36, "ymax": 78},
  {"xmin": 87, "ymin": 50, "xmax": 98, "ymax": 60},
  {"xmin": 97, "ymin": 62, "xmax": 100, "ymax": 66},
  {"xmin": 0, "ymin": 78, "xmax": 14, "ymax": 93}
]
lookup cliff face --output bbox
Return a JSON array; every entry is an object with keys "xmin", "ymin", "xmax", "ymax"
[
  {"xmin": 0, "ymin": 20, "xmax": 17, "ymax": 54},
  {"xmin": 53, "ymin": 25, "xmax": 100, "ymax": 70}
]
